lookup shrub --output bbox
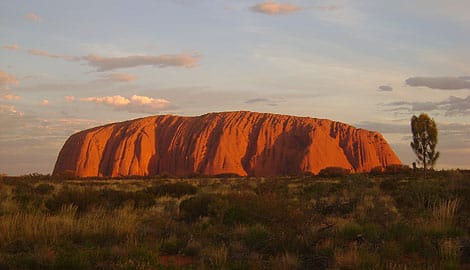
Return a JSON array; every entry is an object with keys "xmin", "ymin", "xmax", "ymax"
[
  {"xmin": 179, "ymin": 193, "xmax": 220, "ymax": 221},
  {"xmin": 145, "ymin": 182, "xmax": 197, "ymax": 198},
  {"xmin": 318, "ymin": 167, "xmax": 350, "ymax": 177},
  {"xmin": 337, "ymin": 223, "xmax": 363, "ymax": 243},
  {"xmin": 302, "ymin": 182, "xmax": 342, "ymax": 199},
  {"xmin": 379, "ymin": 178, "xmax": 399, "ymax": 192},
  {"xmin": 34, "ymin": 184, "xmax": 55, "ymax": 195},
  {"xmin": 384, "ymin": 164, "xmax": 411, "ymax": 174},
  {"xmin": 244, "ymin": 224, "xmax": 270, "ymax": 252},
  {"xmin": 369, "ymin": 166, "xmax": 384, "ymax": 175},
  {"xmin": 45, "ymin": 188, "xmax": 155, "ymax": 213}
]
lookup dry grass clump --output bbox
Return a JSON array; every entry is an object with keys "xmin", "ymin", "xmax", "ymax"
[
  {"xmin": 201, "ymin": 244, "xmax": 228, "ymax": 268},
  {"xmin": 0, "ymin": 204, "xmax": 138, "ymax": 248},
  {"xmin": 270, "ymin": 252, "xmax": 299, "ymax": 270},
  {"xmin": 430, "ymin": 198, "xmax": 460, "ymax": 231},
  {"xmin": 334, "ymin": 244, "xmax": 360, "ymax": 269}
]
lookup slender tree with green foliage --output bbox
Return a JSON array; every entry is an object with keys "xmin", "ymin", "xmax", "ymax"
[{"xmin": 410, "ymin": 113, "xmax": 440, "ymax": 179}]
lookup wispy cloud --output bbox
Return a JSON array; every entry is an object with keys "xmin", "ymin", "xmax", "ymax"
[
  {"xmin": 28, "ymin": 49, "xmax": 80, "ymax": 62},
  {"xmin": 2, "ymin": 44, "xmax": 19, "ymax": 51},
  {"xmin": 0, "ymin": 104, "xmax": 23, "ymax": 116},
  {"xmin": 384, "ymin": 95, "xmax": 470, "ymax": 116},
  {"xmin": 316, "ymin": 5, "xmax": 340, "ymax": 11},
  {"xmin": 83, "ymin": 53, "xmax": 200, "ymax": 71},
  {"xmin": 80, "ymin": 95, "xmax": 173, "ymax": 114},
  {"xmin": 0, "ymin": 70, "xmax": 19, "ymax": 89},
  {"xmin": 64, "ymin": 96, "xmax": 75, "ymax": 102},
  {"xmin": 251, "ymin": 1, "xmax": 302, "ymax": 15},
  {"xmin": 378, "ymin": 85, "xmax": 393, "ymax": 92},
  {"xmin": 406, "ymin": 76, "xmax": 470, "ymax": 90},
  {"xmin": 245, "ymin": 97, "xmax": 280, "ymax": 106},
  {"xmin": 26, "ymin": 48, "xmax": 200, "ymax": 71},
  {"xmin": 25, "ymin": 13, "xmax": 42, "ymax": 22},
  {"xmin": 2, "ymin": 94, "xmax": 21, "ymax": 100},
  {"xmin": 102, "ymin": 73, "xmax": 137, "ymax": 82}
]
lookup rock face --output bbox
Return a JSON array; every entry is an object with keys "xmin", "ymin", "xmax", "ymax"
[{"xmin": 53, "ymin": 111, "xmax": 401, "ymax": 177}]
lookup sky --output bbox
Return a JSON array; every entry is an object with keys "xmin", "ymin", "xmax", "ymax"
[{"xmin": 1, "ymin": 0, "xmax": 469, "ymax": 175}]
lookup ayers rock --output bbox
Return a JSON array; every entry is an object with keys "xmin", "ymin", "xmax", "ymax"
[{"xmin": 53, "ymin": 111, "xmax": 401, "ymax": 177}]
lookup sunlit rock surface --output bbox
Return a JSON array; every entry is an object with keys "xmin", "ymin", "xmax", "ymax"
[{"xmin": 53, "ymin": 111, "xmax": 401, "ymax": 177}]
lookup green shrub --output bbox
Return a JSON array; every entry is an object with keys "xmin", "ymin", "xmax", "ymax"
[
  {"xmin": 302, "ymin": 182, "xmax": 342, "ymax": 199},
  {"xmin": 45, "ymin": 188, "xmax": 155, "ymax": 213},
  {"xmin": 244, "ymin": 224, "xmax": 270, "ymax": 252},
  {"xmin": 338, "ymin": 223, "xmax": 362, "ymax": 243},
  {"xmin": 223, "ymin": 204, "xmax": 252, "ymax": 226},
  {"xmin": 369, "ymin": 166, "xmax": 384, "ymax": 175},
  {"xmin": 384, "ymin": 164, "xmax": 411, "ymax": 174},
  {"xmin": 318, "ymin": 167, "xmax": 350, "ymax": 177},
  {"xmin": 179, "ymin": 193, "xmax": 220, "ymax": 221},
  {"xmin": 255, "ymin": 180, "xmax": 289, "ymax": 196},
  {"xmin": 34, "ymin": 184, "xmax": 55, "ymax": 195},
  {"xmin": 379, "ymin": 177, "xmax": 399, "ymax": 192},
  {"xmin": 146, "ymin": 182, "xmax": 197, "ymax": 198}
]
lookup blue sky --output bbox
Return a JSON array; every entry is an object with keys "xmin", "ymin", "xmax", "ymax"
[{"xmin": 1, "ymin": 0, "xmax": 469, "ymax": 175}]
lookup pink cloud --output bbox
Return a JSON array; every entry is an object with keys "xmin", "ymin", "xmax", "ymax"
[
  {"xmin": 103, "ymin": 73, "xmax": 137, "ymax": 82},
  {"xmin": 80, "ymin": 95, "xmax": 130, "ymax": 106},
  {"xmin": 28, "ymin": 49, "xmax": 80, "ymax": 62},
  {"xmin": 25, "ymin": 13, "xmax": 42, "ymax": 22},
  {"xmin": 2, "ymin": 44, "xmax": 19, "ymax": 51},
  {"xmin": 3, "ymin": 94, "xmax": 21, "ymax": 100},
  {"xmin": 251, "ymin": 1, "xmax": 302, "ymax": 15},
  {"xmin": 0, "ymin": 70, "xmax": 19, "ymax": 89},
  {"xmin": 26, "ymin": 48, "xmax": 200, "ymax": 71},
  {"xmin": 80, "ymin": 95, "xmax": 173, "ymax": 114},
  {"xmin": 83, "ymin": 53, "xmax": 200, "ymax": 71},
  {"xmin": 64, "ymin": 96, "xmax": 76, "ymax": 102}
]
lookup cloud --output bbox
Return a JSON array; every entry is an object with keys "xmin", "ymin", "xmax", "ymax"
[
  {"xmin": 378, "ymin": 85, "xmax": 393, "ymax": 92},
  {"xmin": 316, "ymin": 5, "xmax": 340, "ymax": 11},
  {"xmin": 439, "ymin": 96, "xmax": 470, "ymax": 116},
  {"xmin": 0, "ymin": 70, "xmax": 19, "ymax": 89},
  {"xmin": 244, "ymin": 97, "xmax": 279, "ymax": 106},
  {"xmin": 356, "ymin": 121, "xmax": 409, "ymax": 134},
  {"xmin": 81, "ymin": 95, "xmax": 130, "ymax": 106},
  {"xmin": 25, "ymin": 13, "xmax": 42, "ymax": 22},
  {"xmin": 0, "ymin": 104, "xmax": 23, "ymax": 116},
  {"xmin": 64, "ymin": 96, "xmax": 75, "ymax": 102},
  {"xmin": 251, "ymin": 1, "xmax": 302, "ymax": 15},
  {"xmin": 0, "ymin": 106, "xmax": 102, "ymax": 175},
  {"xmin": 384, "ymin": 95, "xmax": 470, "ymax": 116},
  {"xmin": 26, "ymin": 48, "xmax": 200, "ymax": 71},
  {"xmin": 28, "ymin": 49, "xmax": 80, "ymax": 62},
  {"xmin": 245, "ymin": 98, "xmax": 270, "ymax": 104},
  {"xmin": 2, "ymin": 44, "xmax": 19, "ymax": 51},
  {"xmin": 83, "ymin": 53, "xmax": 200, "ymax": 71},
  {"xmin": 80, "ymin": 95, "xmax": 173, "ymax": 114},
  {"xmin": 405, "ymin": 76, "xmax": 470, "ymax": 90},
  {"xmin": 2, "ymin": 94, "xmax": 21, "ymax": 100},
  {"xmin": 102, "ymin": 73, "xmax": 137, "ymax": 82}
]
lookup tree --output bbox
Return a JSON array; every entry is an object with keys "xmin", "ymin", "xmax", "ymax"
[{"xmin": 410, "ymin": 113, "xmax": 440, "ymax": 179}]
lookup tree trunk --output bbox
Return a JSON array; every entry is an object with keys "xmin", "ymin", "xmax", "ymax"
[{"xmin": 423, "ymin": 152, "xmax": 427, "ymax": 179}]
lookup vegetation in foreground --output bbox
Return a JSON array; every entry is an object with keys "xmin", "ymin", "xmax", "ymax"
[{"xmin": 0, "ymin": 169, "xmax": 469, "ymax": 269}]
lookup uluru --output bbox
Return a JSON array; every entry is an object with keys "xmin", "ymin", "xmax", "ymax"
[{"xmin": 53, "ymin": 111, "xmax": 401, "ymax": 177}]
